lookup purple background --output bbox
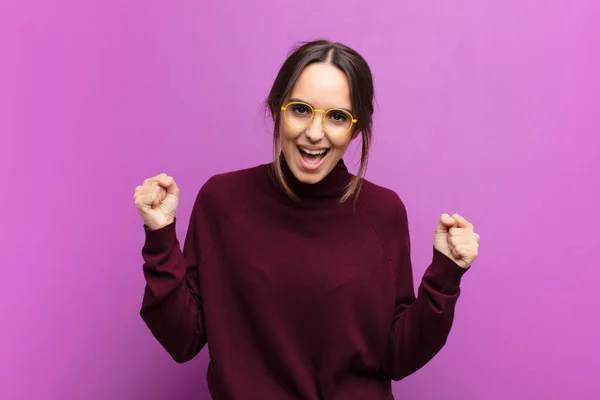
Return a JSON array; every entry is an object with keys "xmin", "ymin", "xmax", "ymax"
[{"xmin": 2, "ymin": 0, "xmax": 599, "ymax": 399}]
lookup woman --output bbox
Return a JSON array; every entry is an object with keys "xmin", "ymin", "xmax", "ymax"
[{"xmin": 133, "ymin": 40, "xmax": 480, "ymax": 399}]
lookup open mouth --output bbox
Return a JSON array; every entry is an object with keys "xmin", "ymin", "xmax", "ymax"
[{"xmin": 297, "ymin": 146, "xmax": 329, "ymax": 169}]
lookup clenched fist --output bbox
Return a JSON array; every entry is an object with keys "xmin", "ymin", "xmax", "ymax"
[
  {"xmin": 434, "ymin": 213, "xmax": 480, "ymax": 269},
  {"xmin": 134, "ymin": 173, "xmax": 180, "ymax": 230}
]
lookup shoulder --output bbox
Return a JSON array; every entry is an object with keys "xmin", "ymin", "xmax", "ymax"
[
  {"xmin": 201, "ymin": 163, "xmax": 266, "ymax": 195},
  {"xmin": 356, "ymin": 178, "xmax": 409, "ymax": 228},
  {"xmin": 191, "ymin": 162, "xmax": 269, "ymax": 213},
  {"xmin": 358, "ymin": 178, "xmax": 407, "ymax": 215}
]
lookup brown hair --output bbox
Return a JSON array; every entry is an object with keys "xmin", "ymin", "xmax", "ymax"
[{"xmin": 265, "ymin": 40, "xmax": 375, "ymax": 203}]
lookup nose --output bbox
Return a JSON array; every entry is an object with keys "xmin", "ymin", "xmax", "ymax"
[{"xmin": 304, "ymin": 114, "xmax": 325, "ymax": 142}]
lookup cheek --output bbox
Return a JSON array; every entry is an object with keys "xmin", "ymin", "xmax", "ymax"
[
  {"xmin": 330, "ymin": 135, "xmax": 353, "ymax": 152},
  {"xmin": 279, "ymin": 121, "xmax": 296, "ymax": 143}
]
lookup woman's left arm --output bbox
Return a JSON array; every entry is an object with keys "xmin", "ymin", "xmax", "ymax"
[{"xmin": 380, "ymin": 207, "xmax": 480, "ymax": 381}]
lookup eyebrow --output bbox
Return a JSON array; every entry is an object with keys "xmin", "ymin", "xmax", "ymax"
[{"xmin": 289, "ymin": 98, "xmax": 353, "ymax": 114}]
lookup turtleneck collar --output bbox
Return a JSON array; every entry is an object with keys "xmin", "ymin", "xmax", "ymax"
[{"xmin": 276, "ymin": 152, "xmax": 351, "ymax": 201}]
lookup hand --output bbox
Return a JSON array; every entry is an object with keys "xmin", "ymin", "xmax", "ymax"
[
  {"xmin": 434, "ymin": 213, "xmax": 480, "ymax": 269},
  {"xmin": 134, "ymin": 173, "xmax": 180, "ymax": 230}
]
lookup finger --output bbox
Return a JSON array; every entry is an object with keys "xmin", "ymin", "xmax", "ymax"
[
  {"xmin": 158, "ymin": 186, "xmax": 167, "ymax": 202},
  {"xmin": 436, "ymin": 213, "xmax": 455, "ymax": 232},
  {"xmin": 156, "ymin": 175, "xmax": 171, "ymax": 188},
  {"xmin": 451, "ymin": 213, "xmax": 474, "ymax": 229},
  {"xmin": 449, "ymin": 234, "xmax": 479, "ymax": 247},
  {"xmin": 136, "ymin": 191, "xmax": 158, "ymax": 209},
  {"xmin": 157, "ymin": 175, "xmax": 180, "ymax": 196},
  {"xmin": 449, "ymin": 228, "xmax": 466, "ymax": 239},
  {"xmin": 450, "ymin": 244, "xmax": 462, "ymax": 259},
  {"xmin": 153, "ymin": 182, "xmax": 165, "ymax": 202},
  {"xmin": 151, "ymin": 182, "xmax": 160, "ymax": 207},
  {"xmin": 448, "ymin": 227, "xmax": 477, "ymax": 237},
  {"xmin": 134, "ymin": 192, "xmax": 154, "ymax": 209},
  {"xmin": 150, "ymin": 191, "xmax": 157, "ymax": 208},
  {"xmin": 143, "ymin": 173, "xmax": 169, "ymax": 186},
  {"xmin": 135, "ymin": 183, "xmax": 155, "ymax": 200}
]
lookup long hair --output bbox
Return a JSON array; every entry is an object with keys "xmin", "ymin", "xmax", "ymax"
[{"xmin": 265, "ymin": 40, "xmax": 375, "ymax": 202}]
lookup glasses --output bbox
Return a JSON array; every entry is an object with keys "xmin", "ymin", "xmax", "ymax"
[{"xmin": 281, "ymin": 101, "xmax": 357, "ymax": 136}]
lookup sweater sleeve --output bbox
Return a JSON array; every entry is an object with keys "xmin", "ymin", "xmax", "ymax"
[
  {"xmin": 139, "ymin": 209, "xmax": 207, "ymax": 363},
  {"xmin": 380, "ymin": 201, "xmax": 468, "ymax": 380}
]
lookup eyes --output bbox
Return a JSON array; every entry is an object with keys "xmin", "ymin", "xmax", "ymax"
[
  {"xmin": 328, "ymin": 111, "xmax": 349, "ymax": 123},
  {"xmin": 290, "ymin": 104, "xmax": 350, "ymax": 124},
  {"xmin": 291, "ymin": 104, "xmax": 311, "ymax": 115}
]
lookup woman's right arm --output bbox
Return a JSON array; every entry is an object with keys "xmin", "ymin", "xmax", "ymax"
[
  {"xmin": 134, "ymin": 173, "xmax": 206, "ymax": 363},
  {"xmin": 139, "ymin": 215, "xmax": 206, "ymax": 363}
]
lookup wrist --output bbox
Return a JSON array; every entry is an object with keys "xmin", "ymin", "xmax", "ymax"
[{"xmin": 144, "ymin": 217, "xmax": 174, "ymax": 231}]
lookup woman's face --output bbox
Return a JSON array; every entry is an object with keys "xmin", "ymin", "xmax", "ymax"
[{"xmin": 279, "ymin": 62, "xmax": 357, "ymax": 184}]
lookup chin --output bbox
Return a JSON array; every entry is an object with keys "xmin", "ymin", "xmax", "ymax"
[{"xmin": 293, "ymin": 168, "xmax": 328, "ymax": 184}]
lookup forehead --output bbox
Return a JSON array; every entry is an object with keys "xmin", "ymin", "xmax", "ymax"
[{"xmin": 290, "ymin": 63, "xmax": 351, "ymax": 109}]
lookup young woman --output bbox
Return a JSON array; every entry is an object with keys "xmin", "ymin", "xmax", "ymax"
[{"xmin": 133, "ymin": 40, "xmax": 480, "ymax": 400}]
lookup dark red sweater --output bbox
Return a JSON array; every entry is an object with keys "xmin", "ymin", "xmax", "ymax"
[{"xmin": 140, "ymin": 156, "xmax": 468, "ymax": 399}]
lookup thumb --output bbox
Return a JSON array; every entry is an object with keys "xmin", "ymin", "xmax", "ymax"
[
  {"xmin": 158, "ymin": 176, "xmax": 180, "ymax": 197},
  {"xmin": 435, "ymin": 213, "xmax": 456, "ymax": 233}
]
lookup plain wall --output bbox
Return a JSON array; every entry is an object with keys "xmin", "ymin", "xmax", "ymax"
[{"xmin": 2, "ymin": 0, "xmax": 599, "ymax": 398}]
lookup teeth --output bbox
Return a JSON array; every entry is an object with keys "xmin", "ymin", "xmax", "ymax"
[{"xmin": 299, "ymin": 147, "xmax": 327, "ymax": 155}]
